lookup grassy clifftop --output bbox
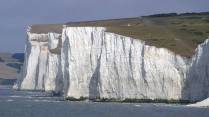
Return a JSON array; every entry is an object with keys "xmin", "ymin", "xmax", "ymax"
[
  {"xmin": 67, "ymin": 12, "xmax": 209, "ymax": 57},
  {"xmin": 30, "ymin": 24, "xmax": 63, "ymax": 34},
  {"xmin": 30, "ymin": 12, "xmax": 209, "ymax": 57}
]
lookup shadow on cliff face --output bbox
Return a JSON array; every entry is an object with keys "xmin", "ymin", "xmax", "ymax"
[
  {"xmin": 54, "ymin": 63, "xmax": 64, "ymax": 96},
  {"xmin": 89, "ymin": 56, "xmax": 101, "ymax": 99},
  {"xmin": 89, "ymin": 74, "xmax": 100, "ymax": 99},
  {"xmin": 63, "ymin": 36, "xmax": 70, "ymax": 96},
  {"xmin": 182, "ymin": 40, "xmax": 209, "ymax": 101}
]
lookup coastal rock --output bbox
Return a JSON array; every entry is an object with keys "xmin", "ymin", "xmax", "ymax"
[
  {"xmin": 45, "ymin": 33, "xmax": 63, "ymax": 94},
  {"xmin": 15, "ymin": 31, "xmax": 63, "ymax": 94},
  {"xmin": 183, "ymin": 39, "xmax": 209, "ymax": 101},
  {"xmin": 16, "ymin": 26, "xmax": 209, "ymax": 103},
  {"xmin": 61, "ymin": 27, "xmax": 188, "ymax": 99},
  {"xmin": 188, "ymin": 98, "xmax": 209, "ymax": 107},
  {"xmin": 19, "ymin": 33, "xmax": 48, "ymax": 90}
]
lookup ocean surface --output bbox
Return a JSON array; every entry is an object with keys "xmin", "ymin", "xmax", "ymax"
[{"xmin": 0, "ymin": 85, "xmax": 209, "ymax": 117}]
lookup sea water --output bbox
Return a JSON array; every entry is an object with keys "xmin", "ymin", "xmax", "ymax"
[{"xmin": 0, "ymin": 85, "xmax": 209, "ymax": 117}]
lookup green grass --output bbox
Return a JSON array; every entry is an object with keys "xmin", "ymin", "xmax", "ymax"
[
  {"xmin": 66, "ymin": 12, "xmax": 209, "ymax": 57},
  {"xmin": 30, "ymin": 24, "xmax": 63, "ymax": 34},
  {"xmin": 30, "ymin": 12, "xmax": 209, "ymax": 57}
]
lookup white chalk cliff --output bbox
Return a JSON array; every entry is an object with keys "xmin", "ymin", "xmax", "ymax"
[
  {"xmin": 14, "ymin": 31, "xmax": 63, "ymax": 94},
  {"xmin": 61, "ymin": 27, "xmax": 188, "ymax": 99},
  {"xmin": 15, "ymin": 26, "xmax": 209, "ymax": 103},
  {"xmin": 188, "ymin": 97, "xmax": 209, "ymax": 107},
  {"xmin": 183, "ymin": 39, "xmax": 209, "ymax": 101}
]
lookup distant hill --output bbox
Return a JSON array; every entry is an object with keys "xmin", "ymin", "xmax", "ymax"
[
  {"xmin": 12, "ymin": 53, "xmax": 24, "ymax": 62},
  {"xmin": 0, "ymin": 53, "xmax": 24, "ymax": 85},
  {"xmin": 0, "ymin": 57, "xmax": 4, "ymax": 62}
]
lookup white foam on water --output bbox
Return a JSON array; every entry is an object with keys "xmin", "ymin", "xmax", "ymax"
[
  {"xmin": 9, "ymin": 95, "xmax": 22, "ymax": 98},
  {"xmin": 135, "ymin": 104, "xmax": 141, "ymax": 107},
  {"xmin": 7, "ymin": 99, "xmax": 14, "ymax": 102},
  {"xmin": 26, "ymin": 99, "xmax": 62, "ymax": 103}
]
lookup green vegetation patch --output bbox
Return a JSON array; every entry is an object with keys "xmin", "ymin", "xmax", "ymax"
[
  {"xmin": 65, "ymin": 96, "xmax": 88, "ymax": 101},
  {"xmin": 121, "ymin": 98, "xmax": 193, "ymax": 104},
  {"xmin": 65, "ymin": 96, "xmax": 195, "ymax": 104}
]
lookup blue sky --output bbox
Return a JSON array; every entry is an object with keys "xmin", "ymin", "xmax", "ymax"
[{"xmin": 0, "ymin": 0, "xmax": 209, "ymax": 53}]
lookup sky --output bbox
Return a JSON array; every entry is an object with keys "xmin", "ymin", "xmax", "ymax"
[{"xmin": 0, "ymin": 0, "xmax": 209, "ymax": 53}]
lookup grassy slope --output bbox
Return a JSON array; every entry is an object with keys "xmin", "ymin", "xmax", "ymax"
[
  {"xmin": 30, "ymin": 12, "xmax": 209, "ymax": 57},
  {"xmin": 30, "ymin": 24, "xmax": 63, "ymax": 34},
  {"xmin": 67, "ymin": 13, "xmax": 209, "ymax": 57}
]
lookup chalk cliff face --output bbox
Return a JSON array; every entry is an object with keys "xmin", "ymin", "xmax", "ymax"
[
  {"xmin": 18, "ymin": 33, "xmax": 49, "ymax": 90},
  {"xmin": 16, "ymin": 26, "xmax": 209, "ymax": 101},
  {"xmin": 183, "ymin": 39, "xmax": 209, "ymax": 101},
  {"xmin": 61, "ymin": 27, "xmax": 188, "ymax": 99},
  {"xmin": 15, "ymin": 31, "xmax": 63, "ymax": 94},
  {"xmin": 45, "ymin": 33, "xmax": 63, "ymax": 94}
]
